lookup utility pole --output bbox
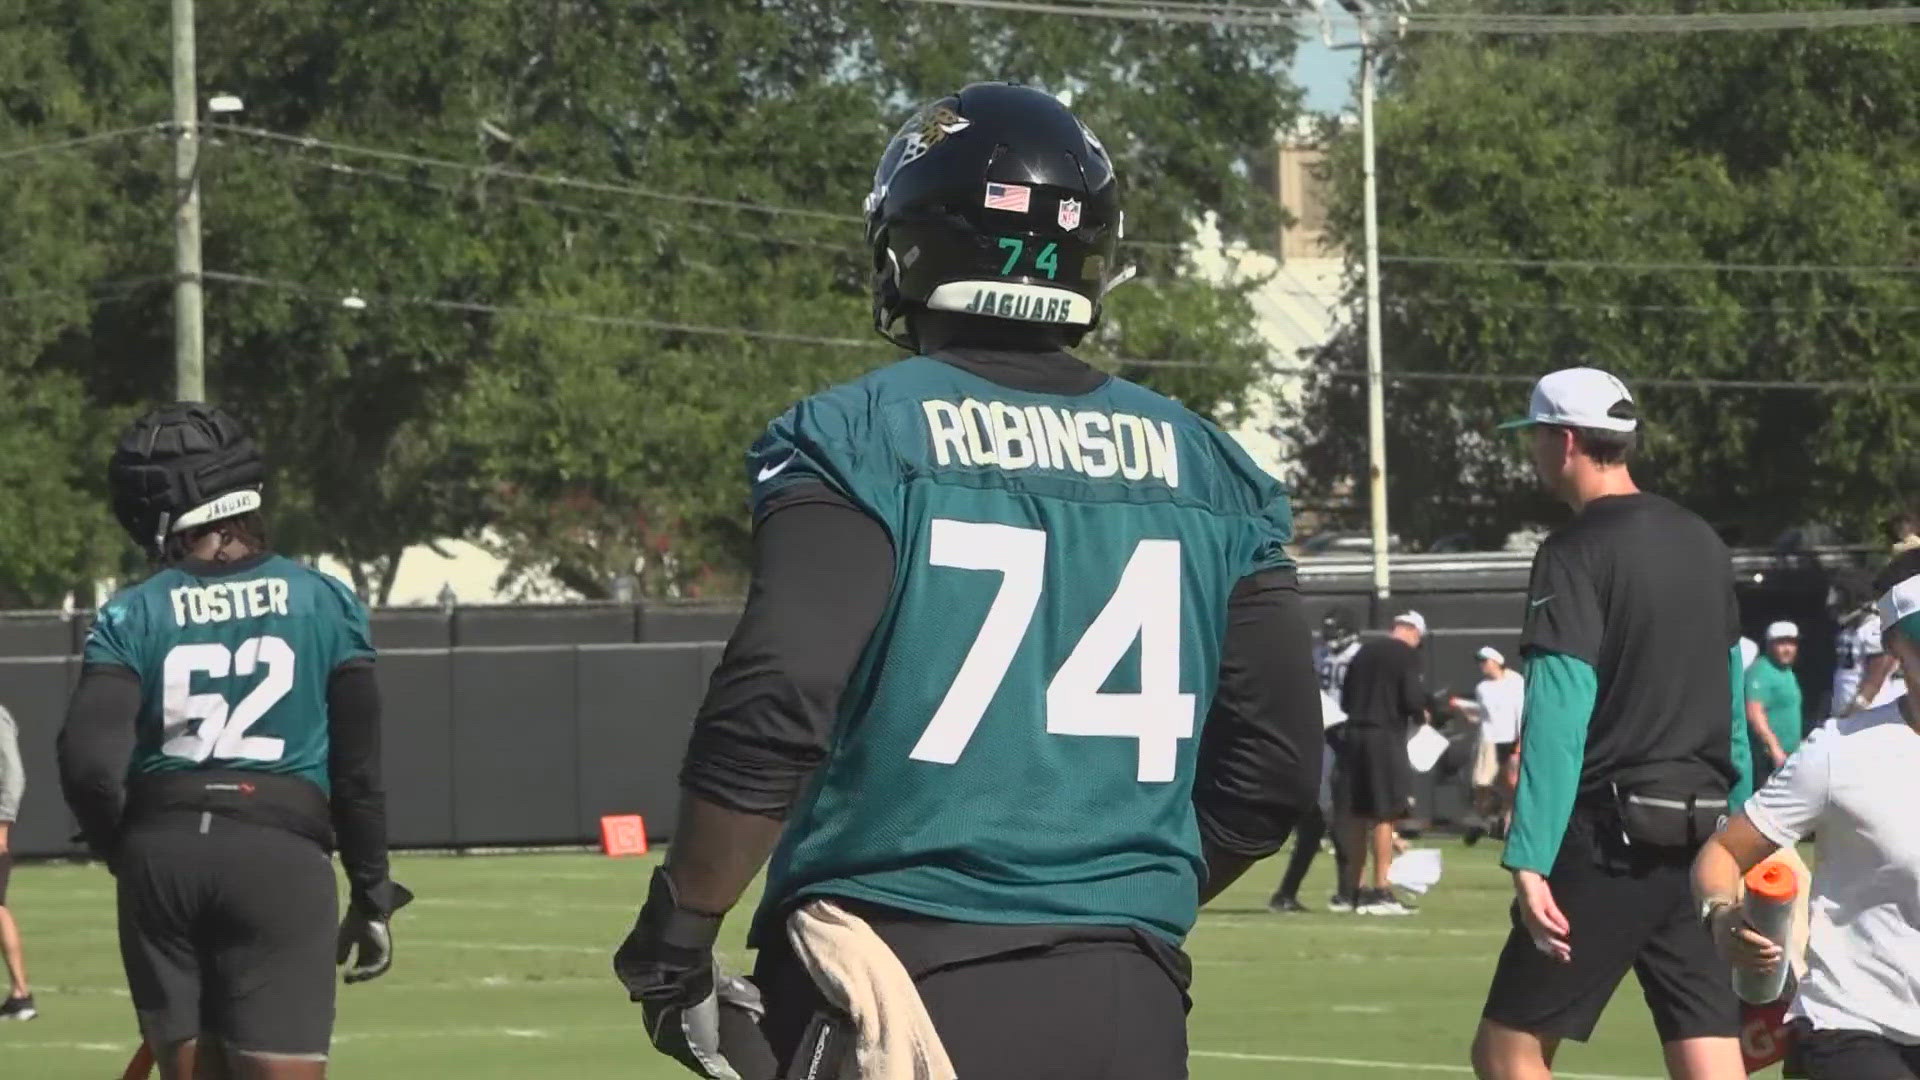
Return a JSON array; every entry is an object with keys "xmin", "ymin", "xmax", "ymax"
[
  {"xmin": 171, "ymin": 0, "xmax": 205, "ymax": 402},
  {"xmin": 1358, "ymin": 20, "xmax": 1390, "ymax": 601}
]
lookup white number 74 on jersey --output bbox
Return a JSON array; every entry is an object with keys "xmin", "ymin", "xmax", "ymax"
[{"xmin": 908, "ymin": 518, "xmax": 1195, "ymax": 782}]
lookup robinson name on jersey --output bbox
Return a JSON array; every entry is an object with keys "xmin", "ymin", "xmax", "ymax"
[{"xmin": 921, "ymin": 398, "xmax": 1180, "ymax": 487}]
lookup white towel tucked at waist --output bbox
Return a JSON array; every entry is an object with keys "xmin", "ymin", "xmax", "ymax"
[{"xmin": 786, "ymin": 899, "xmax": 957, "ymax": 1080}]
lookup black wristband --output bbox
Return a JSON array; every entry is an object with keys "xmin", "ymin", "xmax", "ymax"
[
  {"xmin": 641, "ymin": 867, "xmax": 724, "ymax": 953},
  {"xmin": 353, "ymin": 880, "xmax": 415, "ymax": 920}
]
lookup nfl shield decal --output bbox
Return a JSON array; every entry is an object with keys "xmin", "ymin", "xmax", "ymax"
[{"xmin": 1057, "ymin": 198, "xmax": 1082, "ymax": 230}]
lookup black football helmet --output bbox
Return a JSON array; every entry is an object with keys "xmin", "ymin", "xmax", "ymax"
[
  {"xmin": 108, "ymin": 403, "xmax": 265, "ymax": 558},
  {"xmin": 865, "ymin": 83, "xmax": 1125, "ymax": 350},
  {"xmin": 1321, "ymin": 608, "xmax": 1360, "ymax": 651}
]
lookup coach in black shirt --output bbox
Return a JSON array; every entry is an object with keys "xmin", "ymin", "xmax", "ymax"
[
  {"xmin": 1472, "ymin": 369, "xmax": 1753, "ymax": 1080},
  {"xmin": 1333, "ymin": 611, "xmax": 1428, "ymax": 915}
]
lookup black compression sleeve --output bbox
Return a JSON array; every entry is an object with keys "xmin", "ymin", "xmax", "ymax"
[
  {"xmin": 679, "ymin": 482, "xmax": 895, "ymax": 818},
  {"xmin": 1192, "ymin": 568, "xmax": 1323, "ymax": 858},
  {"xmin": 328, "ymin": 661, "xmax": 401, "ymax": 915},
  {"xmin": 57, "ymin": 664, "xmax": 142, "ymax": 859}
]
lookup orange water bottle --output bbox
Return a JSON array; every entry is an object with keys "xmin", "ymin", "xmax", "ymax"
[{"xmin": 1734, "ymin": 859, "xmax": 1799, "ymax": 1005}]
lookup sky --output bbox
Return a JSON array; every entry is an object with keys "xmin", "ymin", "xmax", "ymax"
[{"xmin": 1293, "ymin": 35, "xmax": 1361, "ymax": 114}]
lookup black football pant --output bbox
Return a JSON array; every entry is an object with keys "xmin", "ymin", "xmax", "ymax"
[
  {"xmin": 116, "ymin": 811, "xmax": 338, "ymax": 1057},
  {"xmin": 1274, "ymin": 803, "xmax": 1350, "ymax": 901},
  {"xmin": 748, "ymin": 937, "xmax": 1189, "ymax": 1079}
]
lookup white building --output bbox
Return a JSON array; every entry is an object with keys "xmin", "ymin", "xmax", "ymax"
[{"xmin": 1191, "ymin": 130, "xmax": 1351, "ymax": 481}]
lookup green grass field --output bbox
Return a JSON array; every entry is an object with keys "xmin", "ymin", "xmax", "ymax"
[{"xmin": 1, "ymin": 844, "xmax": 1782, "ymax": 1078}]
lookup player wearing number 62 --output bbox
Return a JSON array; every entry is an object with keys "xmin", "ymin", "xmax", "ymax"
[
  {"xmin": 56, "ymin": 404, "xmax": 410, "ymax": 1079},
  {"xmin": 612, "ymin": 83, "xmax": 1324, "ymax": 1080}
]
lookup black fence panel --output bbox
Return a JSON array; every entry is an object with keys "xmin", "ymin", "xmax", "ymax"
[
  {"xmin": 0, "ymin": 613, "xmax": 71, "ymax": 659},
  {"xmin": 454, "ymin": 605, "xmax": 637, "ymax": 648},
  {"xmin": 0, "ymin": 658, "xmax": 82, "ymax": 856},
  {"xmin": 378, "ymin": 652, "xmax": 456, "ymax": 847},
  {"xmin": 0, "ymin": 563, "xmax": 1855, "ymax": 854},
  {"xmin": 575, "ymin": 645, "xmax": 709, "ymax": 842},
  {"xmin": 450, "ymin": 648, "xmax": 580, "ymax": 845},
  {"xmin": 371, "ymin": 609, "xmax": 453, "ymax": 650},
  {"xmin": 642, "ymin": 607, "xmax": 743, "ymax": 644}
]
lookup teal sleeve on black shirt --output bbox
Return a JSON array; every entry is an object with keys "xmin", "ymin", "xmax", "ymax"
[
  {"xmin": 1729, "ymin": 644, "xmax": 1754, "ymax": 808},
  {"xmin": 1502, "ymin": 650, "xmax": 1597, "ymax": 875}
]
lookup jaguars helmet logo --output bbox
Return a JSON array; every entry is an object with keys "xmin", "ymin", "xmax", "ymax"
[{"xmin": 898, "ymin": 105, "xmax": 971, "ymax": 168}]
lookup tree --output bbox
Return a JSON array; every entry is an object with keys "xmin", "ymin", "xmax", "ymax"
[
  {"xmin": 2, "ymin": 0, "xmax": 1300, "ymax": 602},
  {"xmin": 1295, "ymin": 0, "xmax": 1920, "ymax": 549},
  {"xmin": 448, "ymin": 1, "xmax": 1303, "ymax": 597}
]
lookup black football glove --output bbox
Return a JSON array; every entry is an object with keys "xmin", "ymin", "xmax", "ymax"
[
  {"xmin": 614, "ymin": 867, "xmax": 751, "ymax": 1080},
  {"xmin": 338, "ymin": 881, "xmax": 413, "ymax": 985}
]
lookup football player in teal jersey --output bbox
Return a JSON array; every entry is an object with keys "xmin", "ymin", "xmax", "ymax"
[
  {"xmin": 57, "ymin": 404, "xmax": 409, "ymax": 1079},
  {"xmin": 615, "ymin": 84, "xmax": 1323, "ymax": 1079}
]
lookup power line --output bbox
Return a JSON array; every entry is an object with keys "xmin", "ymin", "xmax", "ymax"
[
  {"xmin": 0, "ymin": 275, "xmax": 173, "ymax": 307},
  {"xmin": 1381, "ymin": 253, "xmax": 1920, "ymax": 277},
  {"xmin": 1393, "ymin": 294, "xmax": 1920, "ymax": 315},
  {"xmin": 5, "ymin": 269, "xmax": 1906, "ymax": 321},
  {"xmin": 1398, "ymin": 6, "xmax": 1920, "ymax": 35},
  {"xmin": 897, "ymin": 0, "xmax": 1920, "ymax": 34},
  {"xmin": 1254, "ymin": 282, "xmax": 1920, "ymax": 315},
  {"xmin": 199, "ymin": 269, "xmax": 1244, "ymax": 369},
  {"xmin": 194, "ymin": 124, "xmax": 1920, "ymax": 278},
  {"xmin": 217, "ymin": 140, "xmax": 862, "ymax": 256},
  {"xmin": 1319, "ymin": 368, "xmax": 1920, "ymax": 393},
  {"xmin": 204, "ymin": 123, "xmax": 866, "ymax": 224},
  {"xmin": 195, "ymin": 269, "xmax": 1920, "ymax": 390},
  {"xmin": 252, "ymin": 136, "xmax": 1920, "ymax": 295},
  {"xmin": 229, "ymin": 130, "xmax": 1161, "ymax": 257},
  {"xmin": 3, "ymin": 269, "xmax": 1908, "ymax": 390},
  {"xmin": 0, "ymin": 123, "xmax": 168, "ymax": 163}
]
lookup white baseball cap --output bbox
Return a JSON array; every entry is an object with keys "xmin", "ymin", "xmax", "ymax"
[
  {"xmin": 1476, "ymin": 646, "xmax": 1505, "ymax": 665},
  {"xmin": 1394, "ymin": 611, "xmax": 1427, "ymax": 635},
  {"xmin": 1765, "ymin": 620, "xmax": 1799, "ymax": 642},
  {"xmin": 1499, "ymin": 367, "xmax": 1638, "ymax": 433}
]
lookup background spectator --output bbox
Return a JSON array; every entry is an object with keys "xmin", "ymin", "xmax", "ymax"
[
  {"xmin": 1746, "ymin": 621, "xmax": 1804, "ymax": 789},
  {"xmin": 1270, "ymin": 610, "xmax": 1360, "ymax": 913},
  {"xmin": 0, "ymin": 702, "xmax": 33, "ymax": 1021},
  {"xmin": 1333, "ymin": 611, "xmax": 1429, "ymax": 917},
  {"xmin": 1455, "ymin": 647, "xmax": 1525, "ymax": 846}
]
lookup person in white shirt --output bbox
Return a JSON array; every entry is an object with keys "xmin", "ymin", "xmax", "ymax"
[
  {"xmin": 1692, "ymin": 549, "xmax": 1920, "ymax": 1079},
  {"xmin": 1453, "ymin": 647, "xmax": 1525, "ymax": 846},
  {"xmin": 0, "ymin": 704, "xmax": 31, "ymax": 1022},
  {"xmin": 1830, "ymin": 602, "xmax": 1905, "ymax": 722}
]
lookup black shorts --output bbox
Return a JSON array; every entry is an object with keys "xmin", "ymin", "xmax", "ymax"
[
  {"xmin": 750, "ymin": 934, "xmax": 1188, "ymax": 1079},
  {"xmin": 1333, "ymin": 726, "xmax": 1413, "ymax": 821},
  {"xmin": 1796, "ymin": 1026, "xmax": 1920, "ymax": 1080},
  {"xmin": 1495, "ymin": 741, "xmax": 1517, "ymax": 770},
  {"xmin": 116, "ymin": 812, "xmax": 338, "ymax": 1057},
  {"xmin": 1481, "ymin": 810, "xmax": 1739, "ymax": 1044}
]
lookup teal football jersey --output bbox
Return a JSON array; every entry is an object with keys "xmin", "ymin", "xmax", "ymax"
[
  {"xmin": 748, "ymin": 356, "xmax": 1293, "ymax": 945},
  {"xmin": 84, "ymin": 554, "xmax": 374, "ymax": 792}
]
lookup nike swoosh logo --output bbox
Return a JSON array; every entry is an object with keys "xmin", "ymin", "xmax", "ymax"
[
  {"xmin": 1529, "ymin": 596, "xmax": 1554, "ymax": 609},
  {"xmin": 757, "ymin": 452, "xmax": 798, "ymax": 483}
]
